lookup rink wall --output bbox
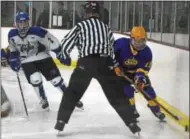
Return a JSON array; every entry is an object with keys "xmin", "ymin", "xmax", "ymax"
[
  {"xmin": 123, "ymin": 31, "xmax": 189, "ymax": 49},
  {"xmin": 1, "ymin": 28, "xmax": 189, "ymax": 131}
]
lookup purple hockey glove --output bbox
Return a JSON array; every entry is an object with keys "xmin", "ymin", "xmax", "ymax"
[
  {"xmin": 59, "ymin": 57, "xmax": 71, "ymax": 66},
  {"xmin": 52, "ymin": 46, "xmax": 71, "ymax": 66},
  {"xmin": 134, "ymin": 75, "xmax": 146, "ymax": 91},
  {"xmin": 57, "ymin": 53, "xmax": 71, "ymax": 66}
]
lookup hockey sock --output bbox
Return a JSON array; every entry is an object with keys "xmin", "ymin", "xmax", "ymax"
[
  {"xmin": 53, "ymin": 78, "xmax": 67, "ymax": 93},
  {"xmin": 33, "ymin": 83, "xmax": 47, "ymax": 101},
  {"xmin": 147, "ymin": 100, "xmax": 160, "ymax": 113}
]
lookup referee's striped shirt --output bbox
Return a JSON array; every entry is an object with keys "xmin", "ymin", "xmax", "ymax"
[{"xmin": 60, "ymin": 17, "xmax": 116, "ymax": 64}]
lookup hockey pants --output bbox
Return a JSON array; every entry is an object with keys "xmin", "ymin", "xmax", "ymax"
[
  {"xmin": 124, "ymin": 76, "xmax": 161, "ymax": 114},
  {"xmin": 57, "ymin": 55, "xmax": 136, "ymax": 125}
]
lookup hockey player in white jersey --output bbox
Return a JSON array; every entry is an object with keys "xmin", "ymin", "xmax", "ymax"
[{"xmin": 8, "ymin": 12, "xmax": 83, "ymax": 109}]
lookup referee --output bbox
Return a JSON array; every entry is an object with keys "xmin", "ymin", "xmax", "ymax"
[{"xmin": 54, "ymin": 1, "xmax": 141, "ymax": 135}]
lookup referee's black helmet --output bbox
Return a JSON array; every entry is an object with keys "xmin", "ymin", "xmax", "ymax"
[{"xmin": 84, "ymin": 1, "xmax": 100, "ymax": 15}]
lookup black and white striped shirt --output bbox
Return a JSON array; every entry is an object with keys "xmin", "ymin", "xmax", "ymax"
[{"xmin": 60, "ymin": 17, "xmax": 116, "ymax": 63}]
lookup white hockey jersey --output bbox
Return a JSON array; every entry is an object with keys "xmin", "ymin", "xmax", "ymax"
[{"xmin": 8, "ymin": 26, "xmax": 61, "ymax": 64}]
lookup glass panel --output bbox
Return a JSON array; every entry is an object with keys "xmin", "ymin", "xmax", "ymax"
[
  {"xmin": 189, "ymin": 5, "xmax": 190, "ymax": 49},
  {"xmin": 120, "ymin": 1, "xmax": 126, "ymax": 32},
  {"xmin": 1, "ymin": 1, "xmax": 15, "ymax": 27},
  {"xmin": 75, "ymin": 1, "xmax": 110, "ymax": 25},
  {"xmin": 32, "ymin": 1, "xmax": 50, "ymax": 28},
  {"xmin": 75, "ymin": 1, "xmax": 86, "ymax": 22},
  {"xmin": 16, "ymin": 1, "xmax": 33, "ymax": 25},
  {"xmin": 161, "ymin": 1, "xmax": 175, "ymax": 44},
  {"xmin": 110, "ymin": 1, "xmax": 120, "ymax": 31},
  {"xmin": 124, "ymin": 1, "xmax": 129, "ymax": 32},
  {"xmin": 134, "ymin": 1, "xmax": 143, "ymax": 26},
  {"xmin": 99, "ymin": 1, "xmax": 110, "ymax": 25},
  {"xmin": 16, "ymin": 1, "xmax": 29, "ymax": 13},
  {"xmin": 16, "ymin": 1, "xmax": 37, "ymax": 26},
  {"xmin": 150, "ymin": 1, "xmax": 162, "ymax": 41},
  {"xmin": 143, "ymin": 2, "xmax": 151, "ymax": 38},
  {"xmin": 128, "ymin": 2, "xmax": 134, "ymax": 31},
  {"xmin": 175, "ymin": 1, "xmax": 189, "ymax": 48},
  {"xmin": 51, "ymin": 1, "xmax": 73, "ymax": 29},
  {"xmin": 71, "ymin": 1, "xmax": 82, "ymax": 25}
]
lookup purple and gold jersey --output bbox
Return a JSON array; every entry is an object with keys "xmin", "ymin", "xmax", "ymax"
[
  {"xmin": 114, "ymin": 37, "xmax": 152, "ymax": 77},
  {"xmin": 1, "ymin": 47, "xmax": 10, "ymax": 60}
]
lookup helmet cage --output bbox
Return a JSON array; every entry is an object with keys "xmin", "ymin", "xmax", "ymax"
[
  {"xmin": 131, "ymin": 38, "xmax": 147, "ymax": 51},
  {"xmin": 16, "ymin": 20, "xmax": 29, "ymax": 37}
]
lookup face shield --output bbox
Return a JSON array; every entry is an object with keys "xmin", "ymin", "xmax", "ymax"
[
  {"xmin": 16, "ymin": 20, "xmax": 29, "ymax": 37},
  {"xmin": 130, "ymin": 26, "xmax": 147, "ymax": 51},
  {"xmin": 131, "ymin": 38, "xmax": 147, "ymax": 51}
]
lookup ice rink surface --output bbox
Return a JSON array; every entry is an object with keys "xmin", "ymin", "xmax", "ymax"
[{"xmin": 1, "ymin": 67, "xmax": 189, "ymax": 139}]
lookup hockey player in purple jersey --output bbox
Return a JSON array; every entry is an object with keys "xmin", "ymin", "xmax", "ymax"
[
  {"xmin": 114, "ymin": 26, "xmax": 165, "ymax": 121},
  {"xmin": 1, "ymin": 47, "xmax": 10, "ymax": 67}
]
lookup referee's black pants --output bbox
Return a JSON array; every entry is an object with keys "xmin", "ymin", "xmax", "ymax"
[{"xmin": 57, "ymin": 55, "xmax": 135, "ymax": 125}]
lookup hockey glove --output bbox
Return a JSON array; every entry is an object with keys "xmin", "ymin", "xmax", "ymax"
[
  {"xmin": 134, "ymin": 75, "xmax": 146, "ymax": 91},
  {"xmin": 9, "ymin": 52, "xmax": 20, "ymax": 72},
  {"xmin": 52, "ymin": 46, "xmax": 71, "ymax": 66},
  {"xmin": 57, "ymin": 53, "xmax": 71, "ymax": 66},
  {"xmin": 60, "ymin": 58, "xmax": 71, "ymax": 66},
  {"xmin": 113, "ymin": 61, "xmax": 123, "ymax": 76}
]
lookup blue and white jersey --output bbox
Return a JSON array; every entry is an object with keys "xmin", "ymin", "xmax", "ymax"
[{"xmin": 8, "ymin": 26, "xmax": 60, "ymax": 63}]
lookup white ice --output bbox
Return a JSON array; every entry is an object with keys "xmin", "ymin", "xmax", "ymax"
[{"xmin": 1, "ymin": 67, "xmax": 189, "ymax": 139}]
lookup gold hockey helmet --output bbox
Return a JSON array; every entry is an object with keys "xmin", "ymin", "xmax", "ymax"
[{"xmin": 130, "ymin": 26, "xmax": 147, "ymax": 50}]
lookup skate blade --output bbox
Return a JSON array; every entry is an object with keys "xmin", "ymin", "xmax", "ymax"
[
  {"xmin": 137, "ymin": 132, "xmax": 140, "ymax": 138},
  {"xmin": 43, "ymin": 107, "xmax": 50, "ymax": 112},
  {"xmin": 158, "ymin": 119, "xmax": 167, "ymax": 129},
  {"xmin": 80, "ymin": 107, "xmax": 84, "ymax": 110},
  {"xmin": 56, "ymin": 131, "xmax": 60, "ymax": 136},
  {"xmin": 159, "ymin": 119, "xmax": 167, "ymax": 123},
  {"xmin": 76, "ymin": 106, "xmax": 84, "ymax": 110},
  {"xmin": 135, "ymin": 119, "xmax": 140, "ymax": 123},
  {"xmin": 56, "ymin": 131, "xmax": 64, "ymax": 137},
  {"xmin": 134, "ymin": 132, "xmax": 141, "ymax": 138}
]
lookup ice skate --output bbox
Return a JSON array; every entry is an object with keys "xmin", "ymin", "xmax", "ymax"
[
  {"xmin": 76, "ymin": 101, "xmax": 84, "ymax": 109},
  {"xmin": 134, "ymin": 109, "xmax": 140, "ymax": 118},
  {"xmin": 127, "ymin": 122, "xmax": 141, "ymax": 135},
  {"xmin": 154, "ymin": 111, "xmax": 166, "ymax": 122},
  {"xmin": 148, "ymin": 105, "xmax": 166, "ymax": 121},
  {"xmin": 40, "ymin": 99, "xmax": 49, "ymax": 109},
  {"xmin": 132, "ymin": 108, "xmax": 140, "ymax": 123},
  {"xmin": 54, "ymin": 120, "xmax": 65, "ymax": 132}
]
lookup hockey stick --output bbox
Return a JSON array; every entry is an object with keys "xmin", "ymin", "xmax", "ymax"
[
  {"xmin": 16, "ymin": 72, "xmax": 29, "ymax": 116},
  {"xmin": 121, "ymin": 73, "xmax": 181, "ymax": 121}
]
